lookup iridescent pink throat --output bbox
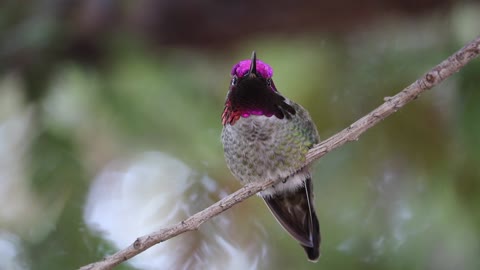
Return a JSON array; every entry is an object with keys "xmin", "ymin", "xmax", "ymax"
[
  {"xmin": 222, "ymin": 100, "xmax": 270, "ymax": 125},
  {"xmin": 241, "ymin": 110, "xmax": 273, "ymax": 117},
  {"xmin": 222, "ymin": 59, "xmax": 276, "ymax": 125}
]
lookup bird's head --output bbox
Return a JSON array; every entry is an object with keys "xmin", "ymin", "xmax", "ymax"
[{"xmin": 222, "ymin": 52, "xmax": 295, "ymax": 125}]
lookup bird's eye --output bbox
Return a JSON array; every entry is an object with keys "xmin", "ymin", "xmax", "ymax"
[
  {"xmin": 266, "ymin": 78, "xmax": 272, "ymax": 86},
  {"xmin": 231, "ymin": 76, "xmax": 238, "ymax": 86}
]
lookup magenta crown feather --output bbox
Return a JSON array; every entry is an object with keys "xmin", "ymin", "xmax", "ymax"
[{"xmin": 231, "ymin": 58, "xmax": 274, "ymax": 78}]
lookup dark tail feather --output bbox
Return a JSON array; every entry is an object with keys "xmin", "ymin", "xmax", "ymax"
[
  {"xmin": 300, "ymin": 208, "xmax": 320, "ymax": 261},
  {"xmin": 263, "ymin": 178, "xmax": 321, "ymax": 261}
]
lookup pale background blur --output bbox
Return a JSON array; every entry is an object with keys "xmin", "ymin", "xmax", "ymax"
[{"xmin": 0, "ymin": 1, "xmax": 479, "ymax": 269}]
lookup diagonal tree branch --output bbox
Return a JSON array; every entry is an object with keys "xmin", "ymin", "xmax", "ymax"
[
  {"xmin": 305, "ymin": 36, "xmax": 480, "ymax": 164},
  {"xmin": 79, "ymin": 35, "xmax": 480, "ymax": 270}
]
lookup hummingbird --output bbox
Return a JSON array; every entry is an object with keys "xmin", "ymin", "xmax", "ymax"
[{"xmin": 221, "ymin": 51, "xmax": 321, "ymax": 261}]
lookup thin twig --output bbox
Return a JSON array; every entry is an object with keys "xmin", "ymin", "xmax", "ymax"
[{"xmin": 79, "ymin": 36, "xmax": 480, "ymax": 270}]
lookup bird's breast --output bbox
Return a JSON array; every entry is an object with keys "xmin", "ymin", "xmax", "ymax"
[{"xmin": 221, "ymin": 115, "xmax": 308, "ymax": 185}]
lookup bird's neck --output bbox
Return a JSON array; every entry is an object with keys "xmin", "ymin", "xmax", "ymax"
[{"xmin": 222, "ymin": 86, "xmax": 295, "ymax": 126}]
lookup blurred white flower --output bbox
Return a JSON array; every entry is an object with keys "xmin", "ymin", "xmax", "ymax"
[
  {"xmin": 84, "ymin": 151, "xmax": 268, "ymax": 270},
  {"xmin": 0, "ymin": 231, "xmax": 28, "ymax": 270},
  {"xmin": 0, "ymin": 96, "xmax": 60, "ymax": 242},
  {"xmin": 0, "ymin": 110, "xmax": 35, "ymax": 224}
]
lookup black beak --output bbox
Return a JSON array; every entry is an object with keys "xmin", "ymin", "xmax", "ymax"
[{"xmin": 248, "ymin": 51, "xmax": 257, "ymax": 76}]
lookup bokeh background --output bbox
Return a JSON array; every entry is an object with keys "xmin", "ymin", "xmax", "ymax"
[{"xmin": 1, "ymin": 1, "xmax": 479, "ymax": 269}]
